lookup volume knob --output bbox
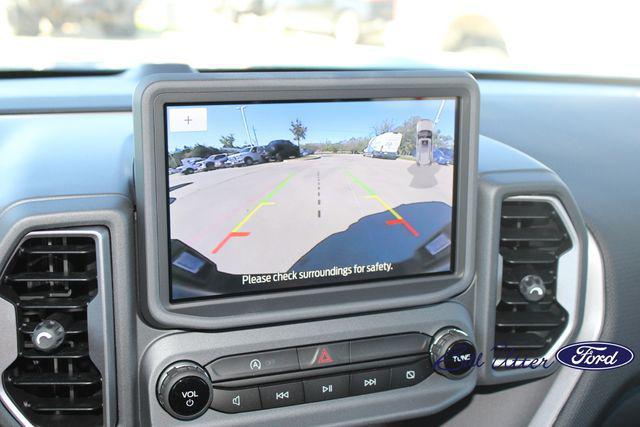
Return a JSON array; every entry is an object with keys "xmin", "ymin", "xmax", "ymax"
[
  {"xmin": 157, "ymin": 361, "xmax": 213, "ymax": 420},
  {"xmin": 430, "ymin": 327, "xmax": 476, "ymax": 379}
]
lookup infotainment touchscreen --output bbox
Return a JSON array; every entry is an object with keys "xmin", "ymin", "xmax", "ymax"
[{"xmin": 166, "ymin": 98, "xmax": 458, "ymax": 300}]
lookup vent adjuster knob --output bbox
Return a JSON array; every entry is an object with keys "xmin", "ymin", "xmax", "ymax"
[
  {"xmin": 519, "ymin": 274, "xmax": 547, "ymax": 302},
  {"xmin": 31, "ymin": 313, "xmax": 71, "ymax": 352}
]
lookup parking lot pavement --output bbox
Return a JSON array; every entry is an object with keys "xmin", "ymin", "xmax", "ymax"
[{"xmin": 168, "ymin": 154, "xmax": 454, "ymax": 274}]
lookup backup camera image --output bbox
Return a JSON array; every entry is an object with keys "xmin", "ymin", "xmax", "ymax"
[{"xmin": 166, "ymin": 98, "xmax": 457, "ymax": 300}]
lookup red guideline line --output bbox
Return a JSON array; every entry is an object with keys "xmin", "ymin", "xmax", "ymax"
[
  {"xmin": 386, "ymin": 219, "xmax": 419, "ymax": 237},
  {"xmin": 211, "ymin": 231, "xmax": 250, "ymax": 254}
]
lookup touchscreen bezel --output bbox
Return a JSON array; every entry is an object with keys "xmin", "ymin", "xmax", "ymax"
[{"xmin": 134, "ymin": 70, "xmax": 479, "ymax": 329}]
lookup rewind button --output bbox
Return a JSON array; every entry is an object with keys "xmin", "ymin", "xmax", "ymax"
[{"xmin": 260, "ymin": 382, "xmax": 304, "ymax": 409}]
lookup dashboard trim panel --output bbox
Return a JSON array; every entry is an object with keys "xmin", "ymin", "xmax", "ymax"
[{"xmin": 529, "ymin": 231, "xmax": 605, "ymax": 426}]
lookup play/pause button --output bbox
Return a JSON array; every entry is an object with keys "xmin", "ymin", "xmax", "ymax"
[{"xmin": 303, "ymin": 375, "xmax": 349, "ymax": 402}]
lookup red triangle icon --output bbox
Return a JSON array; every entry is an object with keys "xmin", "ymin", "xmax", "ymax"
[{"xmin": 317, "ymin": 348, "xmax": 334, "ymax": 364}]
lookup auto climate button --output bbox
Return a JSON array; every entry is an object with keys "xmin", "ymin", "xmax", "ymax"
[{"xmin": 207, "ymin": 349, "xmax": 299, "ymax": 381}]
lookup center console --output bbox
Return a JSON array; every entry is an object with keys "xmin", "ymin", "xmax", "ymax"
[
  {"xmin": 128, "ymin": 69, "xmax": 587, "ymax": 426},
  {"xmin": 132, "ymin": 70, "xmax": 480, "ymax": 424}
]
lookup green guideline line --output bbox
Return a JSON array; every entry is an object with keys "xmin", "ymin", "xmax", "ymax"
[
  {"xmin": 262, "ymin": 173, "xmax": 295, "ymax": 202},
  {"xmin": 346, "ymin": 171, "xmax": 375, "ymax": 196}
]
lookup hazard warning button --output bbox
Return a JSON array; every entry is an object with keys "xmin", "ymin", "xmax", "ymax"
[{"xmin": 297, "ymin": 342, "xmax": 350, "ymax": 369}]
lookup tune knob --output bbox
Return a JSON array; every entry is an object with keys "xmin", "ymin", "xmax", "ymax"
[
  {"xmin": 430, "ymin": 327, "xmax": 477, "ymax": 379},
  {"xmin": 157, "ymin": 361, "xmax": 213, "ymax": 420}
]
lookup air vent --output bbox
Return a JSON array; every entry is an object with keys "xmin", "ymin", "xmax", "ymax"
[
  {"xmin": 0, "ymin": 235, "xmax": 103, "ymax": 426},
  {"xmin": 494, "ymin": 198, "xmax": 573, "ymax": 362}
]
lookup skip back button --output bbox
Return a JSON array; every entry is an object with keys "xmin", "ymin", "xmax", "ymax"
[{"xmin": 260, "ymin": 382, "xmax": 304, "ymax": 409}]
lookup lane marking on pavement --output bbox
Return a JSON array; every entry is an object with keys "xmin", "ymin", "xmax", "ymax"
[
  {"xmin": 347, "ymin": 171, "xmax": 419, "ymax": 237},
  {"xmin": 317, "ymin": 170, "xmax": 322, "ymax": 219},
  {"xmin": 211, "ymin": 173, "xmax": 295, "ymax": 253}
]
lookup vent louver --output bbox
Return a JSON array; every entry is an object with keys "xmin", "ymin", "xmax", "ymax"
[
  {"xmin": 494, "ymin": 199, "xmax": 572, "ymax": 362},
  {"xmin": 1, "ymin": 235, "xmax": 103, "ymax": 426}
]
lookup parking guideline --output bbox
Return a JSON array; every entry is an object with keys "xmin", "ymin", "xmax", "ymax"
[
  {"xmin": 346, "ymin": 171, "xmax": 419, "ymax": 237},
  {"xmin": 262, "ymin": 173, "xmax": 295, "ymax": 202},
  {"xmin": 231, "ymin": 201, "xmax": 275, "ymax": 233},
  {"xmin": 212, "ymin": 173, "xmax": 296, "ymax": 254},
  {"xmin": 365, "ymin": 195, "xmax": 403, "ymax": 220}
]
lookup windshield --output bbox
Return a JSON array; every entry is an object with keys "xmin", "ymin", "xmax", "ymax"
[{"xmin": 2, "ymin": 0, "xmax": 638, "ymax": 77}]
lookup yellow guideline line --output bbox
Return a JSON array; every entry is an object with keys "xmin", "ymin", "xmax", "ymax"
[
  {"xmin": 366, "ymin": 195, "xmax": 403, "ymax": 220},
  {"xmin": 232, "ymin": 202, "xmax": 275, "ymax": 232}
]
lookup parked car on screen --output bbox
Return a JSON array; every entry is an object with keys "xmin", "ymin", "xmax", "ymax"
[
  {"xmin": 371, "ymin": 150, "xmax": 398, "ymax": 160},
  {"xmin": 433, "ymin": 147, "xmax": 454, "ymax": 165},
  {"xmin": 225, "ymin": 146, "xmax": 264, "ymax": 167},
  {"xmin": 177, "ymin": 157, "xmax": 203, "ymax": 175},
  {"xmin": 194, "ymin": 160, "xmax": 208, "ymax": 172},
  {"xmin": 263, "ymin": 140, "xmax": 301, "ymax": 161},
  {"xmin": 197, "ymin": 154, "xmax": 229, "ymax": 171}
]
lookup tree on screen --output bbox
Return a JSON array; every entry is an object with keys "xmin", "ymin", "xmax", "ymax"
[
  {"xmin": 219, "ymin": 133, "xmax": 236, "ymax": 148},
  {"xmin": 371, "ymin": 119, "xmax": 396, "ymax": 136},
  {"xmin": 290, "ymin": 119, "xmax": 308, "ymax": 147},
  {"xmin": 396, "ymin": 116, "xmax": 422, "ymax": 156},
  {"xmin": 191, "ymin": 144, "xmax": 215, "ymax": 158}
]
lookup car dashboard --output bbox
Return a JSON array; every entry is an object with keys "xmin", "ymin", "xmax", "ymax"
[{"xmin": 0, "ymin": 66, "xmax": 638, "ymax": 427}]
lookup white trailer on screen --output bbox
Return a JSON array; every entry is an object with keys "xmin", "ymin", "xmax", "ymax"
[{"xmin": 364, "ymin": 132, "xmax": 403, "ymax": 156}]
